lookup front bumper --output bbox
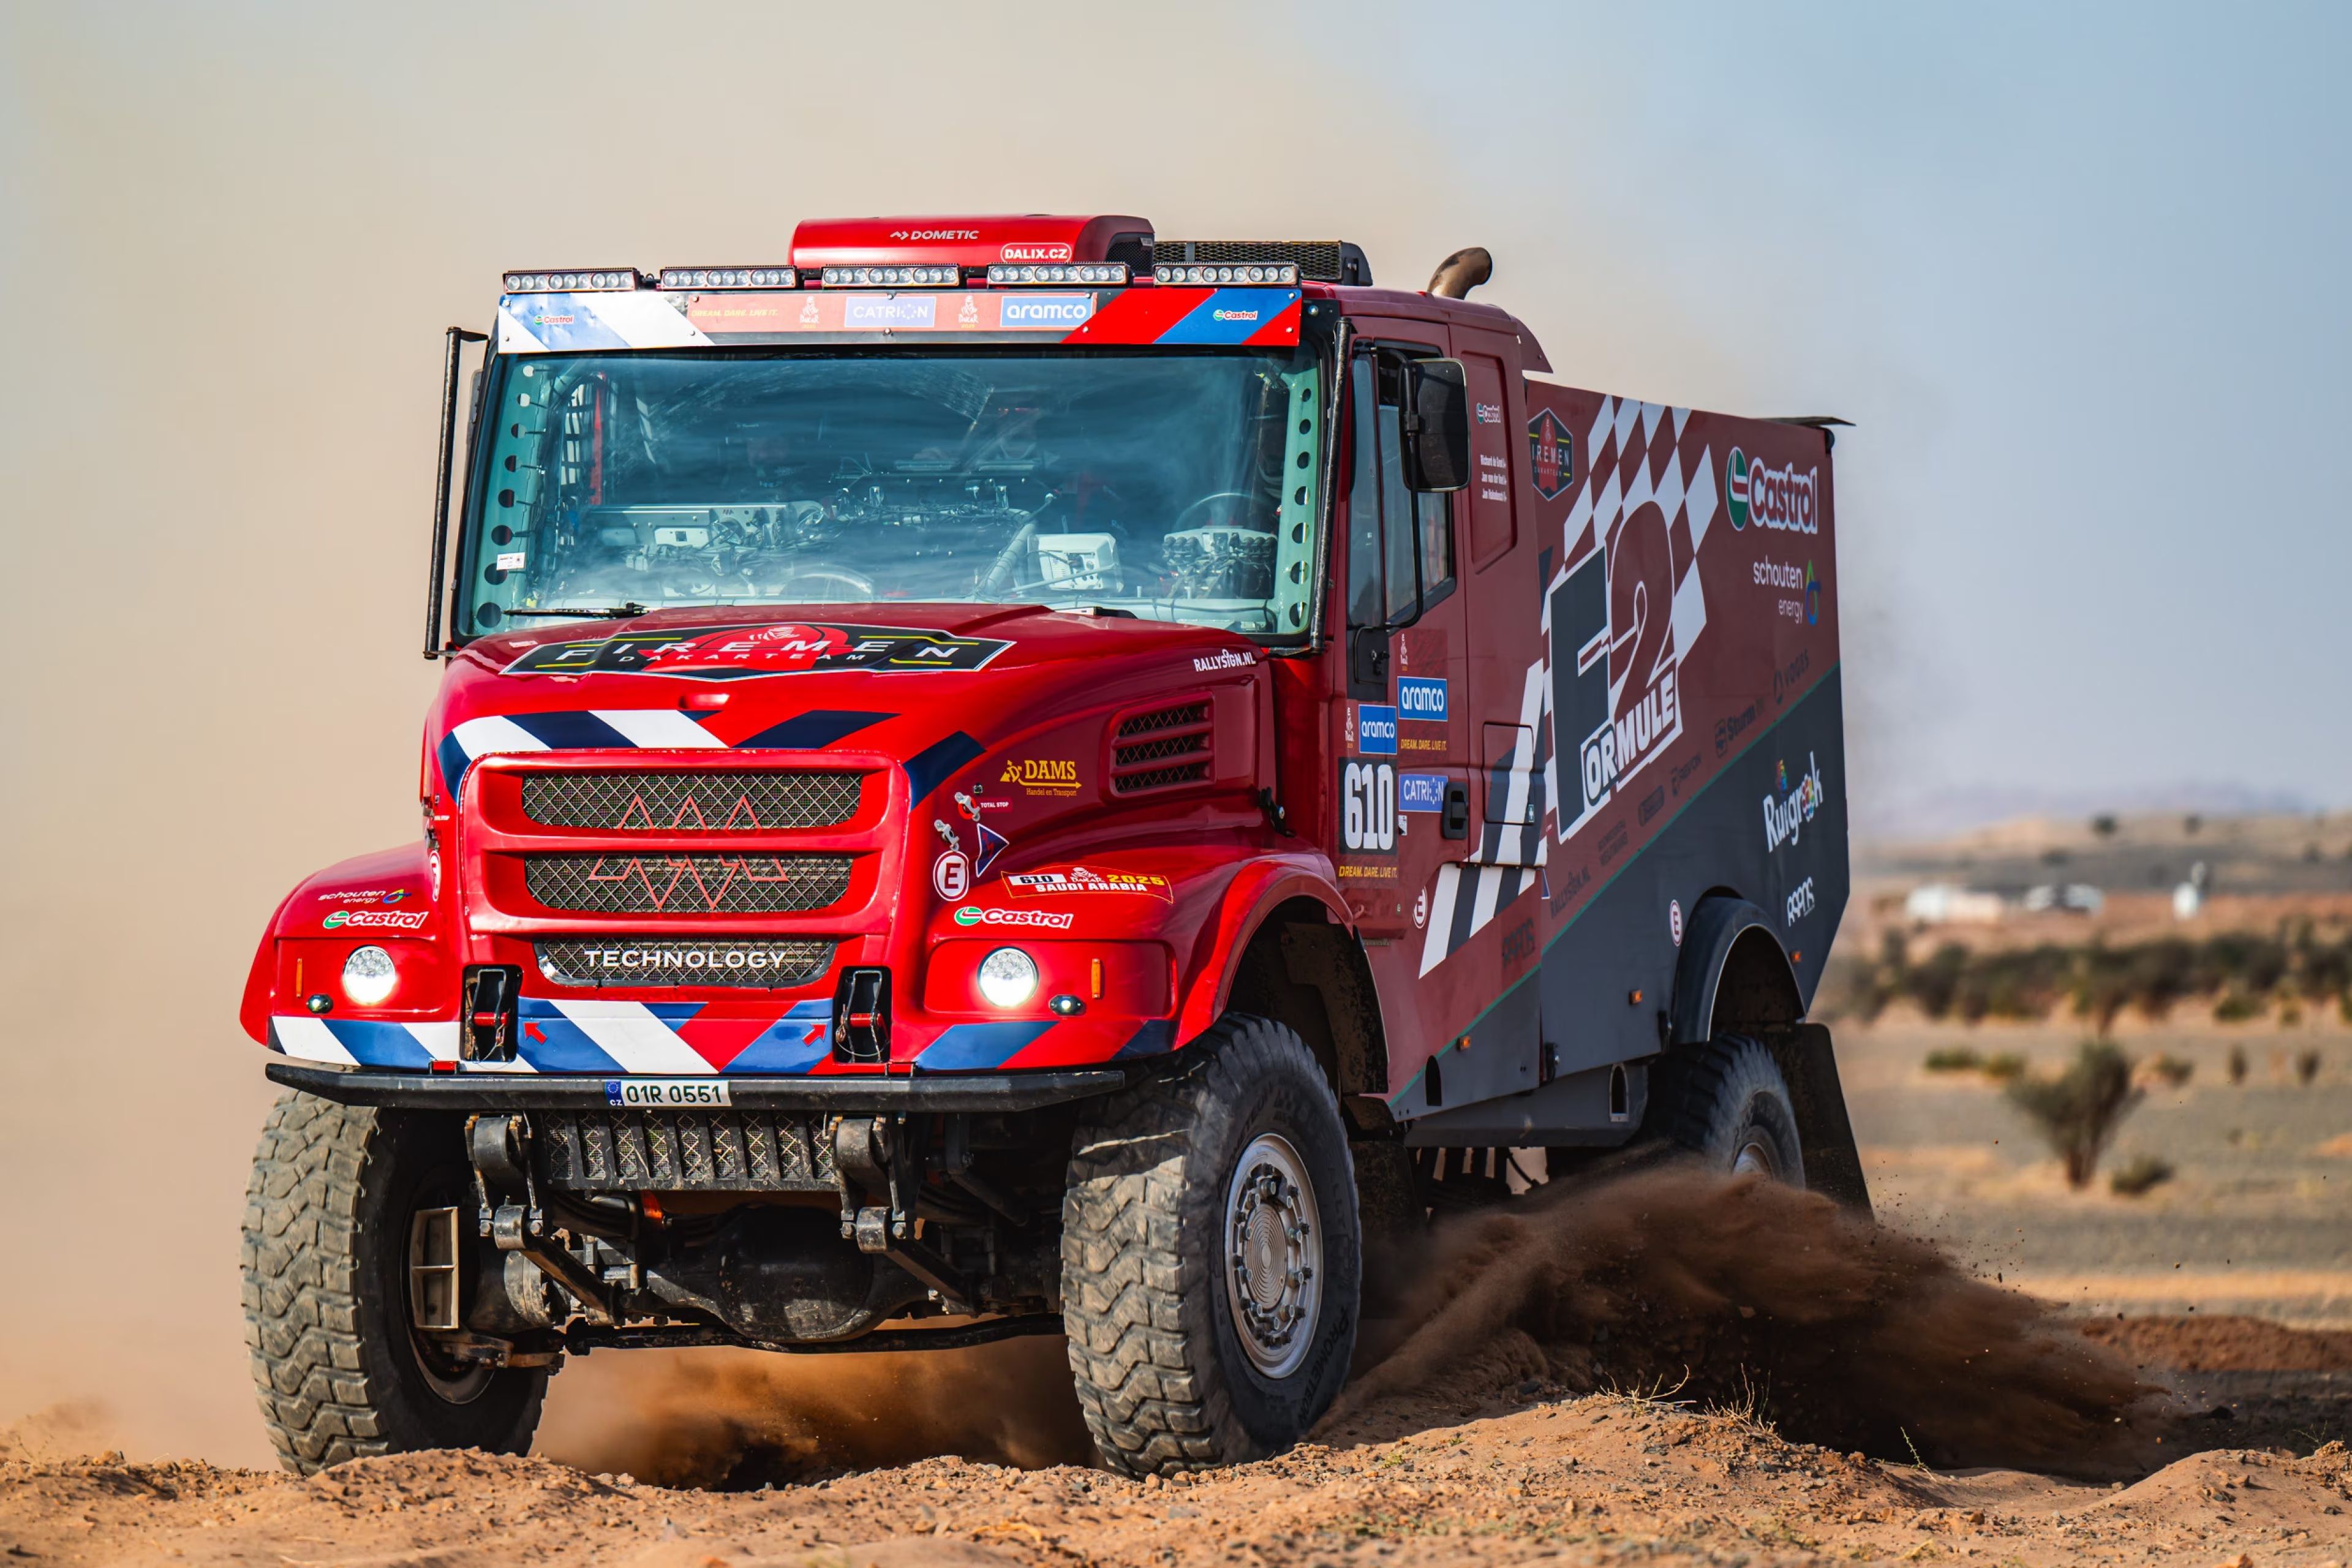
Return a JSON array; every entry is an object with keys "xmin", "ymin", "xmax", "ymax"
[{"xmin": 266, "ymin": 1058, "xmax": 1132, "ymax": 1112}]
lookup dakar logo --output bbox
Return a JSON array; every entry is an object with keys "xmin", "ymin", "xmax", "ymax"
[
  {"xmin": 1725, "ymin": 447, "xmax": 1820, "ymax": 534},
  {"xmin": 1528, "ymin": 409, "xmax": 1575, "ymax": 501},
  {"xmin": 999, "ymin": 757, "xmax": 1080, "ymax": 794}
]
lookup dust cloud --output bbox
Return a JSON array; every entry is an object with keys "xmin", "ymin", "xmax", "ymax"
[
  {"xmin": 1329, "ymin": 1163, "xmax": 2159, "ymax": 1477},
  {"xmin": 536, "ymin": 1336, "xmax": 1092, "ymax": 1490}
]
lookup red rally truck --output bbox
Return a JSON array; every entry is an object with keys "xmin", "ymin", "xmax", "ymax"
[{"xmin": 239, "ymin": 216, "xmax": 1866, "ymax": 1477}]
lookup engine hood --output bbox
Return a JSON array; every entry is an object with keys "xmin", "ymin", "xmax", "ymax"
[{"xmin": 424, "ymin": 603, "xmax": 1267, "ymax": 804}]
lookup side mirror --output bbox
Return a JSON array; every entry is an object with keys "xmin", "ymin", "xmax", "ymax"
[{"xmin": 1401, "ymin": 358, "xmax": 1470, "ymax": 493}]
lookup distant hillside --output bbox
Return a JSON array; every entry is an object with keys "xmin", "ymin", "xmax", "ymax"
[{"xmin": 1858, "ymin": 810, "xmax": 2352, "ymax": 901}]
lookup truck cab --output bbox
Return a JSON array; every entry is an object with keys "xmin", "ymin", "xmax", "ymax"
[{"xmin": 237, "ymin": 215, "xmax": 1865, "ymax": 1479}]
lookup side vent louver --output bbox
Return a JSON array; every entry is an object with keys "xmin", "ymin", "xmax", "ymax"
[{"xmin": 1109, "ymin": 699, "xmax": 1213, "ymax": 794}]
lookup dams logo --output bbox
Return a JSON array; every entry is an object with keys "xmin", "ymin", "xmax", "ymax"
[
  {"xmin": 1528, "ymin": 409, "xmax": 1575, "ymax": 501},
  {"xmin": 999, "ymin": 757, "xmax": 1080, "ymax": 794}
]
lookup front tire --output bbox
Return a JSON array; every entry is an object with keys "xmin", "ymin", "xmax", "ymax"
[
  {"xmin": 241, "ymin": 1091, "xmax": 546, "ymax": 1472},
  {"xmin": 1060, "ymin": 1015, "xmax": 1360, "ymax": 1476}
]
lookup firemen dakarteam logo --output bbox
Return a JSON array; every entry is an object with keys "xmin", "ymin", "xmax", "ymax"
[
  {"xmin": 504, "ymin": 622, "xmax": 1013, "ymax": 680},
  {"xmin": 1528, "ymin": 409, "xmax": 1576, "ymax": 501}
]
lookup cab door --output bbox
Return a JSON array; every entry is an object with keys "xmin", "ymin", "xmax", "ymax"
[
  {"xmin": 1453, "ymin": 326, "xmax": 1545, "ymax": 867},
  {"xmin": 1333, "ymin": 342, "xmax": 1468, "ymax": 938}
]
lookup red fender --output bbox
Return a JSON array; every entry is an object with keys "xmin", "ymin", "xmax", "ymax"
[{"xmin": 1172, "ymin": 850, "xmax": 1350, "ymax": 1045}]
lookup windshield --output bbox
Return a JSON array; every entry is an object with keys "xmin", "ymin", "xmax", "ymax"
[{"xmin": 459, "ymin": 346, "xmax": 1324, "ymax": 639}]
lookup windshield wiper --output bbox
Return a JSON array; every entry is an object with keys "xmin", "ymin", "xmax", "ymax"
[{"xmin": 496, "ymin": 603, "xmax": 650, "ymax": 620}]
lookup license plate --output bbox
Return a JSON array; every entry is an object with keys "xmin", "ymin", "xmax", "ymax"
[{"xmin": 604, "ymin": 1079, "xmax": 733, "ymax": 1108}]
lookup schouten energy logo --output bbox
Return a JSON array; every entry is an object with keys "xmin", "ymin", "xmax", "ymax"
[
  {"xmin": 1725, "ymin": 448, "xmax": 1821, "ymax": 534},
  {"xmin": 1762, "ymin": 752, "xmax": 1827, "ymax": 853}
]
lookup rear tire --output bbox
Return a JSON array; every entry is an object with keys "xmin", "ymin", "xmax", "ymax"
[
  {"xmin": 1662, "ymin": 1034, "xmax": 1806, "ymax": 1185},
  {"xmin": 1060, "ymin": 1015, "xmax": 1360, "ymax": 1476},
  {"xmin": 241, "ymin": 1091, "xmax": 546, "ymax": 1472}
]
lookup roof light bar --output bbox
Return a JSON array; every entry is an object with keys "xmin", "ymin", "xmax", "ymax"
[
  {"xmin": 821, "ymin": 265, "xmax": 960, "ymax": 287},
  {"xmin": 658, "ymin": 266, "xmax": 797, "ymax": 290},
  {"xmin": 1152, "ymin": 262, "xmax": 1299, "ymax": 286},
  {"xmin": 985, "ymin": 262, "xmax": 1129, "ymax": 286},
  {"xmin": 502, "ymin": 270, "xmax": 639, "ymax": 293}
]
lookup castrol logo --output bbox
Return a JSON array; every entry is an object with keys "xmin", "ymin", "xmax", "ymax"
[{"xmin": 1725, "ymin": 447, "xmax": 1820, "ymax": 535}]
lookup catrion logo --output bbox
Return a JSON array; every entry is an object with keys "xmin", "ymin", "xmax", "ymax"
[
  {"xmin": 1725, "ymin": 448, "xmax": 1820, "ymax": 534},
  {"xmin": 952, "ymin": 905, "xmax": 1074, "ymax": 931},
  {"xmin": 1762, "ymin": 752, "xmax": 1827, "ymax": 853},
  {"xmin": 322, "ymin": 908, "xmax": 428, "ymax": 932},
  {"xmin": 1528, "ymin": 409, "xmax": 1575, "ymax": 501}
]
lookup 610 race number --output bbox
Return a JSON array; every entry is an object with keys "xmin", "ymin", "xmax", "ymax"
[{"xmin": 1341, "ymin": 761, "xmax": 1398, "ymax": 854}]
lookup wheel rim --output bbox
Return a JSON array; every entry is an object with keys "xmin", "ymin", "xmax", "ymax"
[
  {"xmin": 1223, "ymin": 1133, "xmax": 1322, "ymax": 1379},
  {"xmin": 1731, "ymin": 1133, "xmax": 1782, "ymax": 1180}
]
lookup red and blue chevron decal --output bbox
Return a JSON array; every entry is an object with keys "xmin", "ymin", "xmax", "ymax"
[
  {"xmin": 435, "ymin": 709, "xmax": 976, "ymax": 802},
  {"xmin": 1061, "ymin": 288, "xmax": 1300, "ymax": 347}
]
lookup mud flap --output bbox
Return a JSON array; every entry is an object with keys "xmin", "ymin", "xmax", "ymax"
[{"xmin": 1772, "ymin": 1022, "xmax": 1871, "ymax": 1217}]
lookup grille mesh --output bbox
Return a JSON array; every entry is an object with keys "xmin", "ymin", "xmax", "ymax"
[
  {"xmin": 522, "ymin": 772, "xmax": 862, "ymax": 831},
  {"xmin": 1112, "ymin": 701, "xmax": 1213, "ymax": 794},
  {"xmin": 1157, "ymin": 239, "xmax": 1349, "ymax": 281},
  {"xmin": 537, "ymin": 938, "xmax": 834, "ymax": 988},
  {"xmin": 536, "ymin": 1110, "xmax": 837, "ymax": 1193},
  {"xmin": 526, "ymin": 853, "xmax": 853, "ymax": 914}
]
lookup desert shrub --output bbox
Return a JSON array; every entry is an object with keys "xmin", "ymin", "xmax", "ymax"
[
  {"xmin": 2297, "ymin": 1049, "xmax": 2323, "ymax": 1086},
  {"xmin": 1907, "ymin": 944, "xmax": 1970, "ymax": 1020},
  {"xmin": 2226, "ymin": 1044, "xmax": 2249, "ymax": 1085},
  {"xmin": 2108, "ymin": 1155, "xmax": 2174, "ymax": 1197},
  {"xmin": 1979, "ymin": 1052, "xmax": 2027, "ymax": 1082},
  {"xmin": 1923, "ymin": 1047, "xmax": 1983, "ymax": 1074},
  {"xmin": 2212, "ymin": 987, "xmax": 2264, "ymax": 1022},
  {"xmin": 2004, "ymin": 1042, "xmax": 2143, "ymax": 1188},
  {"xmin": 2142, "ymin": 1055, "xmax": 2194, "ymax": 1088}
]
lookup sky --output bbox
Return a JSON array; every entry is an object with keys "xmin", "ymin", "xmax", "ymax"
[{"xmin": 0, "ymin": 0, "xmax": 2343, "ymax": 1460}]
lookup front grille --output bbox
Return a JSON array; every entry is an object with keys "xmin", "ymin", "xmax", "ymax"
[
  {"xmin": 536, "ymin": 1110, "xmax": 837, "ymax": 1193},
  {"xmin": 537, "ymin": 938, "xmax": 835, "ymax": 988},
  {"xmin": 522, "ymin": 772, "xmax": 862, "ymax": 831},
  {"xmin": 1110, "ymin": 701, "xmax": 1213, "ymax": 794},
  {"xmin": 526, "ymin": 853, "xmax": 853, "ymax": 914}
]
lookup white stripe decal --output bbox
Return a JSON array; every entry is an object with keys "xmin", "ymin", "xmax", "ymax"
[
  {"xmin": 404, "ymin": 1022, "xmax": 460, "ymax": 1062},
  {"xmin": 275, "ymin": 1016, "xmax": 358, "ymax": 1066},
  {"xmin": 595, "ymin": 708, "xmax": 729, "ymax": 749},
  {"xmin": 552, "ymin": 1000, "xmax": 714, "ymax": 1074},
  {"xmin": 1469, "ymin": 864, "xmax": 1505, "ymax": 929},
  {"xmin": 449, "ymin": 714, "xmax": 551, "ymax": 763},
  {"xmin": 582, "ymin": 292, "xmax": 713, "ymax": 350},
  {"xmin": 1419, "ymin": 865, "xmax": 1463, "ymax": 976}
]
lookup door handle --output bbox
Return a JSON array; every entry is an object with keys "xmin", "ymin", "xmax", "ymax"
[{"xmin": 1442, "ymin": 781, "xmax": 1470, "ymax": 840}]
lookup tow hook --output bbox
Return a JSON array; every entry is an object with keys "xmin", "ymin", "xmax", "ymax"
[{"xmin": 831, "ymin": 1115, "xmax": 974, "ymax": 1311}]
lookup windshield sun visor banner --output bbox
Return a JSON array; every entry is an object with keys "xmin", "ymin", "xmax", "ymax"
[
  {"xmin": 504, "ymin": 622, "xmax": 1013, "ymax": 681},
  {"xmin": 499, "ymin": 292, "xmax": 713, "ymax": 355},
  {"xmin": 670, "ymin": 287, "xmax": 1297, "ymax": 347}
]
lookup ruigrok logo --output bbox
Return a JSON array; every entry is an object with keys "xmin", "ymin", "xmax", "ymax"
[
  {"xmin": 1762, "ymin": 751, "xmax": 1826, "ymax": 853},
  {"xmin": 1726, "ymin": 448, "xmax": 1820, "ymax": 534}
]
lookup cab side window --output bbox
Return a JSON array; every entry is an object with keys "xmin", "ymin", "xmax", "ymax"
[{"xmin": 1348, "ymin": 349, "xmax": 1458, "ymax": 630}]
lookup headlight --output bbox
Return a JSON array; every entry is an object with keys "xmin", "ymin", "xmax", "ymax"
[
  {"xmin": 342, "ymin": 945, "xmax": 398, "ymax": 1007},
  {"xmin": 976, "ymin": 947, "xmax": 1039, "ymax": 1009}
]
